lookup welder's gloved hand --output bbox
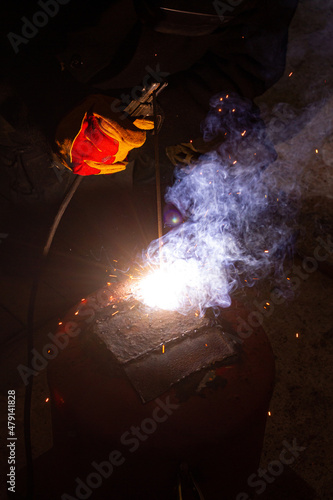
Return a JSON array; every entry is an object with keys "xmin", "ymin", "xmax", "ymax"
[
  {"xmin": 166, "ymin": 137, "xmax": 220, "ymax": 167},
  {"xmin": 55, "ymin": 94, "xmax": 154, "ymax": 176}
]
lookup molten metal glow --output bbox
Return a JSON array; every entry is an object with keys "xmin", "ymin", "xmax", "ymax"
[{"xmin": 134, "ymin": 260, "xmax": 200, "ymax": 311}]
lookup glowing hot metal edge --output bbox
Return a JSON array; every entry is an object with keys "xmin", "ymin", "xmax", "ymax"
[{"xmin": 132, "ymin": 260, "xmax": 202, "ymax": 312}]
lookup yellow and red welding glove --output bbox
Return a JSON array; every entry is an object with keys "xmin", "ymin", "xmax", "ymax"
[{"xmin": 55, "ymin": 94, "xmax": 154, "ymax": 176}]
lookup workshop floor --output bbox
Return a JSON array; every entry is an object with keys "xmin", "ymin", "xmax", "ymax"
[{"xmin": 1, "ymin": 0, "xmax": 333, "ymax": 498}]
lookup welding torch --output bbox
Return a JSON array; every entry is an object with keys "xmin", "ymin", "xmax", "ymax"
[
  {"xmin": 124, "ymin": 81, "xmax": 167, "ymax": 243},
  {"xmin": 123, "ymin": 81, "xmax": 167, "ymax": 131}
]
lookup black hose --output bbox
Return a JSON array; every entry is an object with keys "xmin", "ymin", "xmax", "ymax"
[{"xmin": 24, "ymin": 174, "xmax": 83, "ymax": 499}]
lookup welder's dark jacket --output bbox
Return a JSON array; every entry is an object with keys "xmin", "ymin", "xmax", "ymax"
[
  {"xmin": 3, "ymin": 0, "xmax": 298, "ymax": 149},
  {"xmin": 53, "ymin": 0, "xmax": 298, "ymax": 144}
]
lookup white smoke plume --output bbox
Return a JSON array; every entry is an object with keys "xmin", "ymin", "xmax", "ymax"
[{"xmin": 135, "ymin": 92, "xmax": 299, "ymax": 315}]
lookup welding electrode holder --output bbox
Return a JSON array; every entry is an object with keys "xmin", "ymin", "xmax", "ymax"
[{"xmin": 123, "ymin": 81, "xmax": 167, "ymax": 133}]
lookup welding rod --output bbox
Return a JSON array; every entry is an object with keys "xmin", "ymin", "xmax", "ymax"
[{"xmin": 153, "ymin": 90, "xmax": 163, "ymax": 248}]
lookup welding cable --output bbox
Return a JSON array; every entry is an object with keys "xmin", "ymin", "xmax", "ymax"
[{"xmin": 24, "ymin": 174, "xmax": 83, "ymax": 499}]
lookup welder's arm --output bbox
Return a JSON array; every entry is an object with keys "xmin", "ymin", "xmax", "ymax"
[
  {"xmin": 196, "ymin": 3, "xmax": 297, "ymax": 100},
  {"xmin": 158, "ymin": 0, "xmax": 298, "ymax": 148},
  {"xmin": 179, "ymin": 0, "xmax": 298, "ymax": 100}
]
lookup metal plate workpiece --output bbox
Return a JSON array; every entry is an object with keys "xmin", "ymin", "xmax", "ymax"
[
  {"xmin": 92, "ymin": 298, "xmax": 238, "ymax": 402},
  {"xmin": 124, "ymin": 325, "xmax": 237, "ymax": 402}
]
